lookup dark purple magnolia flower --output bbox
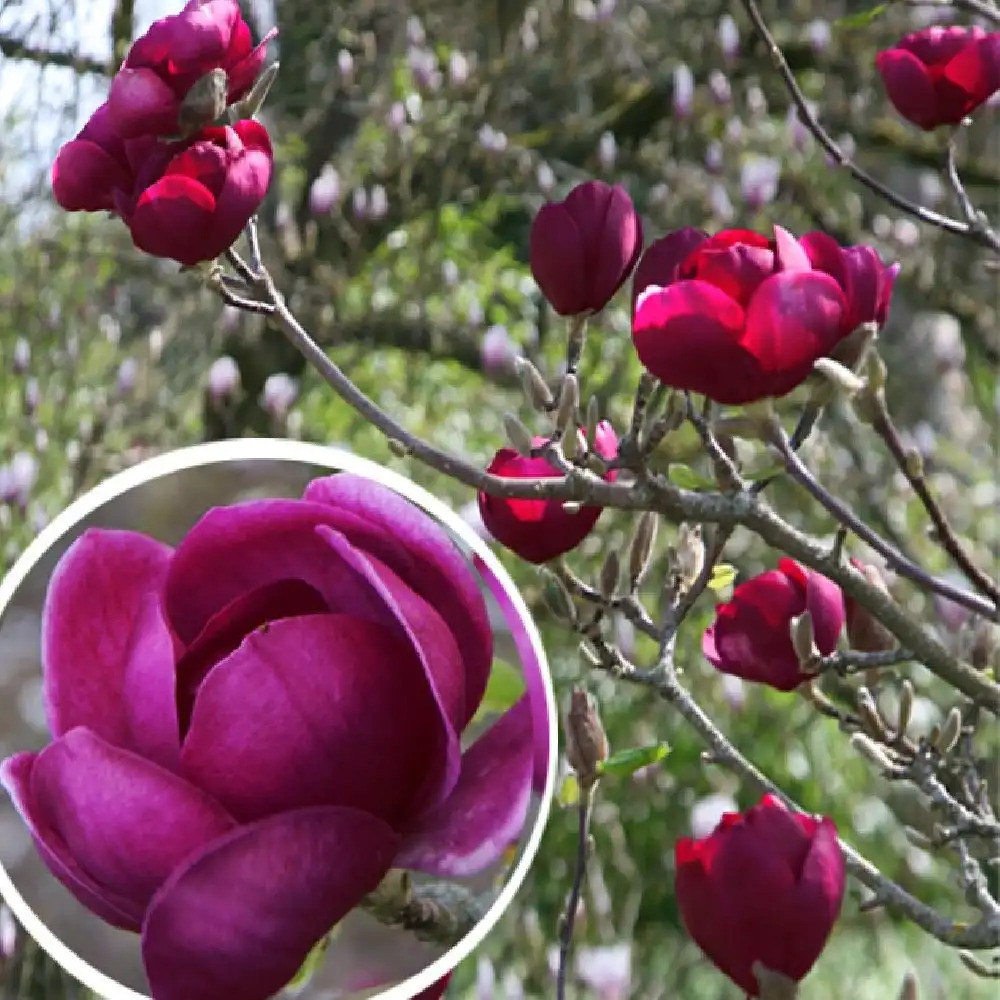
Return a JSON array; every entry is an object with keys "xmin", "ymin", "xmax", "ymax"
[
  {"xmin": 675, "ymin": 794, "xmax": 845, "ymax": 996},
  {"xmin": 703, "ymin": 558, "xmax": 844, "ymax": 691},
  {"xmin": 107, "ymin": 0, "xmax": 277, "ymax": 138},
  {"xmin": 1, "ymin": 474, "xmax": 535, "ymax": 1000}
]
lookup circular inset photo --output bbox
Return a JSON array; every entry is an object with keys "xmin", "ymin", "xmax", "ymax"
[{"xmin": 0, "ymin": 440, "xmax": 555, "ymax": 1000}]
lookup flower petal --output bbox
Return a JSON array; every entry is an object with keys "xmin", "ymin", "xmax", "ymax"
[
  {"xmin": 303, "ymin": 474, "xmax": 493, "ymax": 728},
  {"xmin": 121, "ymin": 592, "xmax": 182, "ymax": 770},
  {"xmin": 6, "ymin": 729, "xmax": 235, "ymax": 929},
  {"xmin": 395, "ymin": 695, "xmax": 534, "ymax": 876},
  {"xmin": 141, "ymin": 806, "xmax": 399, "ymax": 1000},
  {"xmin": 108, "ymin": 67, "xmax": 181, "ymax": 137},
  {"xmin": 1, "ymin": 751, "xmax": 141, "ymax": 930},
  {"xmin": 42, "ymin": 528, "xmax": 173, "ymax": 744},
  {"xmin": 181, "ymin": 614, "xmax": 450, "ymax": 826}
]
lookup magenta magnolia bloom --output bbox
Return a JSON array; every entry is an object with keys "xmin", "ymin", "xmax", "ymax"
[
  {"xmin": 703, "ymin": 558, "xmax": 844, "ymax": 691},
  {"xmin": 478, "ymin": 422, "xmax": 618, "ymax": 565},
  {"xmin": 529, "ymin": 180, "xmax": 643, "ymax": 316},
  {"xmin": 108, "ymin": 0, "xmax": 276, "ymax": 138},
  {"xmin": 1, "ymin": 474, "xmax": 535, "ymax": 1000},
  {"xmin": 675, "ymin": 794, "xmax": 846, "ymax": 997},
  {"xmin": 631, "ymin": 226, "xmax": 895, "ymax": 405},
  {"xmin": 53, "ymin": 109, "xmax": 272, "ymax": 265},
  {"xmin": 876, "ymin": 26, "xmax": 1000, "ymax": 131}
]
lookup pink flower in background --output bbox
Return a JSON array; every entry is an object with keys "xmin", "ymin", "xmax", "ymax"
[
  {"xmin": 1, "ymin": 475, "xmax": 536, "ymax": 1000},
  {"xmin": 107, "ymin": 0, "xmax": 276, "ymax": 138},
  {"xmin": 876, "ymin": 26, "xmax": 1000, "ymax": 130}
]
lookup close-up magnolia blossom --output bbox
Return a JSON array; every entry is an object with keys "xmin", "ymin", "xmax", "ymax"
[
  {"xmin": 477, "ymin": 421, "xmax": 618, "ymax": 564},
  {"xmin": 703, "ymin": 557, "xmax": 845, "ymax": 691},
  {"xmin": 674, "ymin": 794, "xmax": 846, "ymax": 997},
  {"xmin": 631, "ymin": 225, "xmax": 897, "ymax": 405},
  {"xmin": 875, "ymin": 26, "xmax": 1000, "ymax": 131},
  {"xmin": 52, "ymin": 112, "xmax": 273, "ymax": 266},
  {"xmin": 529, "ymin": 180, "xmax": 644, "ymax": 317},
  {"xmin": 107, "ymin": 0, "xmax": 277, "ymax": 138},
  {"xmin": 0, "ymin": 474, "xmax": 537, "ymax": 1000}
]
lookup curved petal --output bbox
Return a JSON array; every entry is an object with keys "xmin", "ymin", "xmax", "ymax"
[
  {"xmin": 529, "ymin": 203, "xmax": 589, "ymax": 316},
  {"xmin": 395, "ymin": 695, "xmax": 534, "ymax": 876},
  {"xmin": 141, "ymin": 806, "xmax": 399, "ymax": 1000},
  {"xmin": 741, "ymin": 271, "xmax": 846, "ymax": 396},
  {"xmin": 7, "ymin": 729, "xmax": 235, "ymax": 929},
  {"xmin": 128, "ymin": 174, "xmax": 218, "ymax": 265},
  {"xmin": 804, "ymin": 570, "xmax": 845, "ymax": 656},
  {"xmin": 42, "ymin": 527, "xmax": 173, "ymax": 743},
  {"xmin": 164, "ymin": 499, "xmax": 392, "ymax": 643},
  {"xmin": 1, "ymin": 751, "xmax": 141, "ymax": 931},
  {"xmin": 303, "ymin": 474, "xmax": 493, "ymax": 727},
  {"xmin": 316, "ymin": 526, "xmax": 467, "ymax": 744},
  {"xmin": 875, "ymin": 49, "xmax": 941, "ymax": 130},
  {"xmin": 633, "ymin": 280, "xmax": 769, "ymax": 404},
  {"xmin": 631, "ymin": 227, "xmax": 706, "ymax": 308},
  {"xmin": 121, "ymin": 592, "xmax": 182, "ymax": 770},
  {"xmin": 174, "ymin": 577, "xmax": 329, "ymax": 734},
  {"xmin": 52, "ymin": 140, "xmax": 132, "ymax": 213},
  {"xmin": 181, "ymin": 614, "xmax": 450, "ymax": 826},
  {"xmin": 108, "ymin": 67, "xmax": 180, "ymax": 137}
]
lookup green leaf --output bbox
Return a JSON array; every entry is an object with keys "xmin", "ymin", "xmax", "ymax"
[
  {"xmin": 668, "ymin": 464, "xmax": 715, "ymax": 490},
  {"xmin": 472, "ymin": 659, "xmax": 526, "ymax": 723},
  {"xmin": 284, "ymin": 933, "xmax": 332, "ymax": 994},
  {"xmin": 558, "ymin": 773, "xmax": 581, "ymax": 806},
  {"xmin": 834, "ymin": 4, "xmax": 888, "ymax": 29},
  {"xmin": 597, "ymin": 742, "xmax": 670, "ymax": 778},
  {"xmin": 708, "ymin": 563, "xmax": 737, "ymax": 593}
]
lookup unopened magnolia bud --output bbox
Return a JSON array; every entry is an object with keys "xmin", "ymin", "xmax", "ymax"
[
  {"xmin": 830, "ymin": 320, "xmax": 878, "ymax": 371},
  {"xmin": 586, "ymin": 395, "xmax": 600, "ymax": 444},
  {"xmin": 856, "ymin": 687, "xmax": 889, "ymax": 739},
  {"xmin": 897, "ymin": 679, "xmax": 914, "ymax": 738},
  {"xmin": 845, "ymin": 561, "xmax": 896, "ymax": 653},
  {"xmin": 543, "ymin": 574, "xmax": 578, "ymax": 626},
  {"xmin": 565, "ymin": 689, "xmax": 609, "ymax": 788},
  {"xmin": 865, "ymin": 351, "xmax": 888, "ymax": 394},
  {"xmin": 789, "ymin": 610, "xmax": 818, "ymax": 665},
  {"xmin": 554, "ymin": 374, "xmax": 580, "ymax": 436},
  {"xmin": 675, "ymin": 523, "xmax": 705, "ymax": 589},
  {"xmin": 179, "ymin": 68, "xmax": 229, "ymax": 134},
  {"xmin": 598, "ymin": 550, "xmax": 620, "ymax": 601},
  {"xmin": 813, "ymin": 356, "xmax": 867, "ymax": 395},
  {"xmin": 935, "ymin": 706, "xmax": 962, "ymax": 755},
  {"xmin": 902, "ymin": 825, "xmax": 933, "ymax": 850},
  {"xmin": 562, "ymin": 425, "xmax": 580, "ymax": 461},
  {"xmin": 850, "ymin": 732, "xmax": 897, "ymax": 771},
  {"xmin": 503, "ymin": 413, "xmax": 534, "ymax": 456},
  {"xmin": 969, "ymin": 619, "xmax": 1000, "ymax": 671},
  {"xmin": 896, "ymin": 971, "xmax": 919, "ymax": 1000},
  {"xmin": 516, "ymin": 357, "xmax": 554, "ymax": 411},
  {"xmin": 387, "ymin": 438, "xmax": 411, "ymax": 458},
  {"xmin": 903, "ymin": 449, "xmax": 924, "ymax": 479},
  {"xmin": 628, "ymin": 511, "xmax": 658, "ymax": 585}
]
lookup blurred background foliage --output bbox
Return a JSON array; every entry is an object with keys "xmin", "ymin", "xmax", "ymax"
[{"xmin": 0, "ymin": 0, "xmax": 998, "ymax": 997}]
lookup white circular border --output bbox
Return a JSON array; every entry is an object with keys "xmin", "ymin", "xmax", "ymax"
[{"xmin": 0, "ymin": 438, "xmax": 558, "ymax": 1000}]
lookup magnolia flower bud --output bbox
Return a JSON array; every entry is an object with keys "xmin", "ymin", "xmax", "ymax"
[{"xmin": 565, "ymin": 689, "xmax": 609, "ymax": 788}]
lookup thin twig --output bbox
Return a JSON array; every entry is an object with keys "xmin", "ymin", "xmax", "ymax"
[
  {"xmin": 866, "ymin": 395, "xmax": 1000, "ymax": 604},
  {"xmin": 737, "ymin": 0, "xmax": 1000, "ymax": 251},
  {"xmin": 768, "ymin": 424, "xmax": 999, "ymax": 622},
  {"xmin": 556, "ymin": 789, "xmax": 595, "ymax": 1000}
]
